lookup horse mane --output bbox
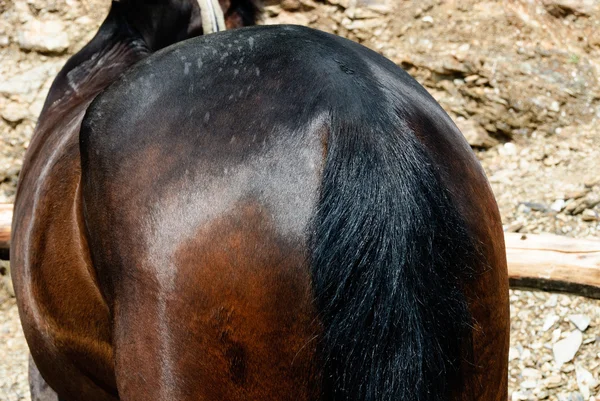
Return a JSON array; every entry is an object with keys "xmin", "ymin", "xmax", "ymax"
[{"xmin": 310, "ymin": 79, "xmax": 477, "ymax": 400}]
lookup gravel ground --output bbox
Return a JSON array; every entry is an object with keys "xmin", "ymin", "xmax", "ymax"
[
  {"xmin": 2, "ymin": 0, "xmax": 600, "ymax": 400},
  {"xmin": 0, "ymin": 279, "xmax": 29, "ymax": 401}
]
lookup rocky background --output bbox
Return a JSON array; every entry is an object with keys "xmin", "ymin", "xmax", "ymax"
[{"xmin": 2, "ymin": 0, "xmax": 600, "ymax": 400}]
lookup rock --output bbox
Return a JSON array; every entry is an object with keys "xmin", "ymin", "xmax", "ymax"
[
  {"xmin": 568, "ymin": 392, "xmax": 585, "ymax": 401},
  {"xmin": 504, "ymin": 221, "xmax": 524, "ymax": 233},
  {"xmin": 511, "ymin": 391, "xmax": 530, "ymax": 401},
  {"xmin": 17, "ymin": 19, "xmax": 69, "ymax": 53},
  {"xmin": 1, "ymin": 273, "xmax": 15, "ymax": 297},
  {"xmin": 522, "ymin": 368, "xmax": 542, "ymax": 379},
  {"xmin": 537, "ymin": 390, "xmax": 549, "ymax": 399},
  {"xmin": 0, "ymin": 103, "xmax": 29, "ymax": 123},
  {"xmin": 455, "ymin": 118, "xmax": 498, "ymax": 149},
  {"xmin": 324, "ymin": 0, "xmax": 350, "ymax": 8},
  {"xmin": 564, "ymin": 198, "xmax": 585, "ymax": 215},
  {"xmin": 542, "ymin": 314, "xmax": 560, "ymax": 331},
  {"xmin": 569, "ymin": 314, "xmax": 591, "ymax": 331},
  {"xmin": 543, "ymin": 155, "xmax": 562, "ymax": 166},
  {"xmin": 281, "ymin": 0, "xmax": 301, "ymax": 11},
  {"xmin": 584, "ymin": 194, "xmax": 600, "ymax": 209},
  {"xmin": 545, "ymin": 374, "xmax": 564, "ymax": 389},
  {"xmin": 565, "ymin": 189, "xmax": 589, "ymax": 200},
  {"xmin": 520, "ymin": 380, "xmax": 537, "ymax": 389},
  {"xmin": 499, "ymin": 142, "xmax": 517, "ymax": 156},
  {"xmin": 521, "ymin": 202, "xmax": 548, "ymax": 212},
  {"xmin": 263, "ymin": 4, "xmax": 282, "ymax": 16},
  {"xmin": 582, "ymin": 209, "xmax": 599, "ymax": 221},
  {"xmin": 553, "ymin": 331, "xmax": 583, "ymax": 365},
  {"xmin": 551, "ymin": 199, "xmax": 566, "ymax": 212},
  {"xmin": 421, "ymin": 15, "xmax": 434, "ymax": 25},
  {"xmin": 509, "ymin": 346, "xmax": 521, "ymax": 361},
  {"xmin": 544, "ymin": 0, "xmax": 596, "ymax": 17},
  {"xmin": 546, "ymin": 294, "xmax": 559, "ymax": 307},
  {"xmin": 576, "ymin": 364, "xmax": 598, "ymax": 399},
  {"xmin": 0, "ymin": 63, "xmax": 61, "ymax": 100},
  {"xmin": 552, "ymin": 328, "xmax": 562, "ymax": 343}
]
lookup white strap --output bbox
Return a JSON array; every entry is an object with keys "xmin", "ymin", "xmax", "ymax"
[{"xmin": 198, "ymin": 0, "xmax": 226, "ymax": 34}]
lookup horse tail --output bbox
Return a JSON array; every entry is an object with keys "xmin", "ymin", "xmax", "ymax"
[{"xmin": 311, "ymin": 107, "xmax": 477, "ymax": 401}]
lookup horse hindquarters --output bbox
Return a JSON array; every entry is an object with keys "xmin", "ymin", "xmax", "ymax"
[{"xmin": 80, "ymin": 25, "xmax": 508, "ymax": 401}]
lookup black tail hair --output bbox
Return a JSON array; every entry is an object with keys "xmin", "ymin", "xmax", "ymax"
[{"xmin": 311, "ymin": 107, "xmax": 476, "ymax": 401}]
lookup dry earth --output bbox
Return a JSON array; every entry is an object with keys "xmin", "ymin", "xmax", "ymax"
[{"xmin": 2, "ymin": 0, "xmax": 600, "ymax": 400}]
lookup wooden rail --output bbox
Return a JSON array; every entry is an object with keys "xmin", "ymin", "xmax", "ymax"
[
  {"xmin": 506, "ymin": 233, "xmax": 600, "ymax": 298},
  {"xmin": 1, "ymin": 203, "xmax": 600, "ymax": 298}
]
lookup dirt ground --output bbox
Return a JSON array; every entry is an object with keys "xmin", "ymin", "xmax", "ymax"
[{"xmin": 2, "ymin": 0, "xmax": 600, "ymax": 400}]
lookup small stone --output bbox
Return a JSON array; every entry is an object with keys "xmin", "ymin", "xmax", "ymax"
[
  {"xmin": 0, "ymin": 103, "xmax": 29, "ymax": 123},
  {"xmin": 0, "ymin": 62, "xmax": 61, "ymax": 100},
  {"xmin": 545, "ymin": 374, "xmax": 564, "ymax": 388},
  {"xmin": 582, "ymin": 209, "xmax": 599, "ymax": 221},
  {"xmin": 552, "ymin": 328, "xmax": 562, "ymax": 343},
  {"xmin": 568, "ymin": 314, "xmax": 591, "ymax": 331},
  {"xmin": 544, "ymin": 0, "xmax": 596, "ymax": 17},
  {"xmin": 75, "ymin": 16, "xmax": 93, "ymax": 25},
  {"xmin": 543, "ymin": 314, "xmax": 560, "ymax": 331},
  {"xmin": 570, "ymin": 392, "xmax": 585, "ymax": 401},
  {"xmin": 546, "ymin": 294, "xmax": 559, "ymax": 307},
  {"xmin": 576, "ymin": 365, "xmax": 598, "ymax": 399},
  {"xmin": 584, "ymin": 194, "xmax": 600, "ymax": 209},
  {"xmin": 17, "ymin": 19, "xmax": 69, "ymax": 53},
  {"xmin": 520, "ymin": 380, "xmax": 538, "ymax": 389},
  {"xmin": 520, "ymin": 348, "xmax": 532, "ymax": 361},
  {"xmin": 565, "ymin": 198, "xmax": 586, "ymax": 215},
  {"xmin": 509, "ymin": 346, "xmax": 521, "ymax": 361},
  {"xmin": 504, "ymin": 221, "xmax": 524, "ymax": 233},
  {"xmin": 521, "ymin": 202, "xmax": 548, "ymax": 212},
  {"xmin": 455, "ymin": 118, "xmax": 498, "ymax": 149},
  {"xmin": 263, "ymin": 4, "xmax": 281, "ymax": 16},
  {"xmin": 553, "ymin": 331, "xmax": 583, "ymax": 365},
  {"xmin": 511, "ymin": 391, "xmax": 529, "ymax": 401},
  {"xmin": 543, "ymin": 155, "xmax": 561, "ymax": 166},
  {"xmin": 550, "ymin": 199, "xmax": 566, "ymax": 212},
  {"xmin": 499, "ymin": 142, "xmax": 518, "ymax": 156},
  {"xmin": 522, "ymin": 368, "xmax": 542, "ymax": 379},
  {"xmin": 281, "ymin": 0, "xmax": 301, "ymax": 11},
  {"xmin": 537, "ymin": 390, "xmax": 549, "ymax": 399},
  {"xmin": 566, "ymin": 189, "xmax": 589, "ymax": 200},
  {"xmin": 421, "ymin": 15, "xmax": 434, "ymax": 24}
]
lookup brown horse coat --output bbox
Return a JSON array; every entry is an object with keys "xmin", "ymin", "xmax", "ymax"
[{"xmin": 11, "ymin": 5, "xmax": 508, "ymax": 400}]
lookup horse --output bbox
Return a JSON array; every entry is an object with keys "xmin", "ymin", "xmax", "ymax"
[{"xmin": 10, "ymin": 0, "xmax": 510, "ymax": 400}]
